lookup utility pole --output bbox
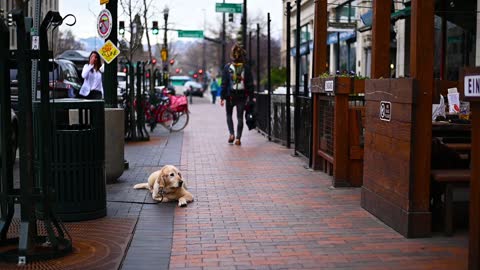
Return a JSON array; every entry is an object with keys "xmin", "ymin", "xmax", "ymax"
[
  {"xmin": 256, "ymin": 23, "xmax": 260, "ymax": 93},
  {"xmin": 104, "ymin": 0, "xmax": 118, "ymax": 108},
  {"xmin": 202, "ymin": 9, "xmax": 207, "ymax": 90},
  {"xmin": 242, "ymin": 0, "xmax": 247, "ymax": 47},
  {"xmin": 163, "ymin": 6, "xmax": 169, "ymax": 84},
  {"xmin": 221, "ymin": 0, "xmax": 226, "ymax": 73}
]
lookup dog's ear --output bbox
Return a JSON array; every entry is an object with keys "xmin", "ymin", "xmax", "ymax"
[{"xmin": 157, "ymin": 167, "xmax": 167, "ymax": 188}]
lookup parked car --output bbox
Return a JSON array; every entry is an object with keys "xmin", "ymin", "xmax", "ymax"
[
  {"xmin": 10, "ymin": 59, "xmax": 82, "ymax": 111},
  {"xmin": 0, "ymin": 109, "xmax": 18, "ymax": 165},
  {"xmin": 57, "ymin": 49, "xmax": 90, "ymax": 80},
  {"xmin": 183, "ymin": 81, "xmax": 204, "ymax": 97}
]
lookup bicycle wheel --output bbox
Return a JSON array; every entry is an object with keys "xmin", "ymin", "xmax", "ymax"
[
  {"xmin": 158, "ymin": 108, "xmax": 174, "ymax": 129},
  {"xmin": 170, "ymin": 109, "xmax": 189, "ymax": 132}
]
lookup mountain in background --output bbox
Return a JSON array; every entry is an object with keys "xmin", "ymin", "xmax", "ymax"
[{"xmin": 79, "ymin": 37, "xmax": 194, "ymax": 57}]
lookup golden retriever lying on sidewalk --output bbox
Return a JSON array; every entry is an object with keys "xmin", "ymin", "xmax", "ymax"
[{"xmin": 133, "ymin": 165, "xmax": 194, "ymax": 207}]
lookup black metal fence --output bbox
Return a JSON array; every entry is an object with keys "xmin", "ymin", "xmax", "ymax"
[
  {"xmin": 295, "ymin": 96, "xmax": 312, "ymax": 159},
  {"xmin": 255, "ymin": 91, "xmax": 311, "ymax": 158}
]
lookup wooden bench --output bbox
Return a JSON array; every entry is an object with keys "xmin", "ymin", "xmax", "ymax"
[{"xmin": 431, "ymin": 169, "xmax": 471, "ymax": 236}]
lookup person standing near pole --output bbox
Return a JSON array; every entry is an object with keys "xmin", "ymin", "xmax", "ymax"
[
  {"xmin": 220, "ymin": 44, "xmax": 254, "ymax": 146},
  {"xmin": 79, "ymin": 51, "xmax": 104, "ymax": 99}
]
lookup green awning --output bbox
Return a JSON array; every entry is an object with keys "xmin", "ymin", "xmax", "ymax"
[{"xmin": 391, "ymin": 6, "xmax": 411, "ymax": 21}]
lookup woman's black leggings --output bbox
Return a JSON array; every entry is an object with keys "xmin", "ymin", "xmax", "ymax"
[{"xmin": 225, "ymin": 96, "xmax": 246, "ymax": 139}]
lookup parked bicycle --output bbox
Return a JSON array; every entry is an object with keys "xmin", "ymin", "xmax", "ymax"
[{"xmin": 139, "ymin": 87, "xmax": 189, "ymax": 132}]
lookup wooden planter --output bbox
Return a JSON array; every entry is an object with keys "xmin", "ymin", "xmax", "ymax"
[
  {"xmin": 353, "ymin": 79, "xmax": 366, "ymax": 94},
  {"xmin": 361, "ymin": 78, "xmax": 431, "ymax": 238}
]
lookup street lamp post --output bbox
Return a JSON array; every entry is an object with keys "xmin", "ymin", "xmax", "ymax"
[{"xmin": 163, "ymin": 6, "xmax": 169, "ymax": 84}]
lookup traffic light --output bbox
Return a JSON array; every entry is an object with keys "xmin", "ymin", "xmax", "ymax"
[
  {"xmin": 169, "ymin": 59, "xmax": 175, "ymax": 65},
  {"xmin": 175, "ymin": 68, "xmax": 180, "ymax": 74},
  {"xmin": 152, "ymin": 21, "xmax": 159, "ymax": 35},
  {"xmin": 228, "ymin": 13, "xmax": 233, "ymax": 22},
  {"xmin": 152, "ymin": 58, "xmax": 157, "ymax": 65},
  {"xmin": 119, "ymin": 21, "xmax": 125, "ymax": 36},
  {"xmin": 193, "ymin": 73, "xmax": 198, "ymax": 79},
  {"xmin": 198, "ymin": 69, "xmax": 203, "ymax": 75}
]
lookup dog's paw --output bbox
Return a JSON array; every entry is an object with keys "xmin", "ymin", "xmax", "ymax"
[{"xmin": 178, "ymin": 198, "xmax": 188, "ymax": 207}]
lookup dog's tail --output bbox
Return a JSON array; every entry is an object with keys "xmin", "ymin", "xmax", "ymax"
[{"xmin": 133, "ymin": 183, "xmax": 149, "ymax": 190}]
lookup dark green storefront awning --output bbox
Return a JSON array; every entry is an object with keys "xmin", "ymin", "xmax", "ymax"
[
  {"xmin": 391, "ymin": 6, "xmax": 411, "ymax": 21},
  {"xmin": 359, "ymin": 6, "xmax": 411, "ymax": 29}
]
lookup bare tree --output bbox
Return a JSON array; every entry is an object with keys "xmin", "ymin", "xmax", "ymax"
[
  {"xmin": 142, "ymin": 0, "xmax": 155, "ymax": 93},
  {"xmin": 119, "ymin": 0, "xmax": 144, "ymax": 64},
  {"xmin": 54, "ymin": 30, "xmax": 85, "ymax": 56}
]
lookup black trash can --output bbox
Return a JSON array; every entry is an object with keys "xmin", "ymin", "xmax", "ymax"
[{"xmin": 34, "ymin": 99, "xmax": 106, "ymax": 221}]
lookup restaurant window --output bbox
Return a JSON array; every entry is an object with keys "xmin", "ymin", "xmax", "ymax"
[
  {"xmin": 433, "ymin": 1, "xmax": 476, "ymax": 81},
  {"xmin": 294, "ymin": 23, "xmax": 312, "ymax": 87},
  {"xmin": 332, "ymin": 0, "xmax": 357, "ymax": 74}
]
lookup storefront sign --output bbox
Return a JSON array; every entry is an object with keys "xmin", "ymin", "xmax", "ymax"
[
  {"xmin": 380, "ymin": 101, "xmax": 391, "ymax": 121},
  {"xmin": 464, "ymin": 75, "xmax": 480, "ymax": 98}
]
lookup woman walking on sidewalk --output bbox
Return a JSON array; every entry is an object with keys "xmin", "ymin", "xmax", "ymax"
[
  {"xmin": 220, "ymin": 44, "xmax": 254, "ymax": 146},
  {"xmin": 210, "ymin": 78, "xmax": 220, "ymax": 104}
]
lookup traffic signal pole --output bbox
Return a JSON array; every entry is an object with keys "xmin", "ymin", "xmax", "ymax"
[{"xmin": 105, "ymin": 0, "xmax": 118, "ymax": 108}]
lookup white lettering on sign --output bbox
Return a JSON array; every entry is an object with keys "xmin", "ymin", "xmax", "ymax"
[
  {"xmin": 324, "ymin": 80, "xmax": 334, "ymax": 92},
  {"xmin": 380, "ymin": 101, "xmax": 391, "ymax": 122},
  {"xmin": 465, "ymin": 75, "xmax": 480, "ymax": 97}
]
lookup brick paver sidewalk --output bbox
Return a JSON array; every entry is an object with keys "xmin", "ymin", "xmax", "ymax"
[{"xmin": 167, "ymin": 99, "xmax": 467, "ymax": 270}]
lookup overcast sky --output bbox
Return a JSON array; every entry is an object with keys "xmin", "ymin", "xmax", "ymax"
[{"xmin": 59, "ymin": 0, "xmax": 283, "ymax": 41}]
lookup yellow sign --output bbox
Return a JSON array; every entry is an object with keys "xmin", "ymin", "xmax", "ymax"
[
  {"xmin": 161, "ymin": 47, "xmax": 168, "ymax": 62},
  {"xmin": 98, "ymin": 40, "xmax": 120, "ymax": 64},
  {"xmin": 100, "ymin": 0, "xmax": 109, "ymax": 4}
]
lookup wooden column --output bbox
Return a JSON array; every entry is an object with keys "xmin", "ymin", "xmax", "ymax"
[
  {"xmin": 409, "ymin": 0, "xmax": 434, "ymax": 236},
  {"xmin": 313, "ymin": 0, "xmax": 327, "ymax": 77},
  {"xmin": 371, "ymin": 0, "xmax": 391, "ymax": 78},
  {"xmin": 470, "ymin": 102, "xmax": 480, "ymax": 270},
  {"xmin": 311, "ymin": 0, "xmax": 328, "ymax": 170}
]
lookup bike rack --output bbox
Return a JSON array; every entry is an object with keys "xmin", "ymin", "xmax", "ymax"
[
  {"xmin": 124, "ymin": 61, "xmax": 149, "ymax": 141},
  {"xmin": 0, "ymin": 10, "xmax": 72, "ymax": 265}
]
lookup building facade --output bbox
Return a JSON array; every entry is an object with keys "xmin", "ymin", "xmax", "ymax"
[
  {"xmin": 0, "ymin": 0, "xmax": 59, "ymax": 49},
  {"xmin": 282, "ymin": 0, "xmax": 478, "ymax": 84}
]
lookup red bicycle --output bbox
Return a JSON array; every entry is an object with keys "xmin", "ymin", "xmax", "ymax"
[{"xmin": 142, "ymin": 88, "xmax": 189, "ymax": 132}]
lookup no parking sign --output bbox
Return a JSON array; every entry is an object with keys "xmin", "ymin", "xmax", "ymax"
[{"xmin": 97, "ymin": 9, "xmax": 112, "ymax": 39}]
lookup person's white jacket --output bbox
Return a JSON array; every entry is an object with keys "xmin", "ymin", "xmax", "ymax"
[{"xmin": 79, "ymin": 64, "xmax": 104, "ymax": 97}]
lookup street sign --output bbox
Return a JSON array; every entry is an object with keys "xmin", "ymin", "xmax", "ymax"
[
  {"xmin": 98, "ymin": 40, "xmax": 120, "ymax": 64},
  {"xmin": 215, "ymin": 3, "xmax": 243, "ymax": 13},
  {"xmin": 177, "ymin": 30, "xmax": 204, "ymax": 38},
  {"xmin": 100, "ymin": 0, "xmax": 109, "ymax": 4},
  {"xmin": 31, "ymin": 35, "xmax": 39, "ymax": 50},
  {"xmin": 97, "ymin": 9, "xmax": 112, "ymax": 39},
  {"xmin": 380, "ymin": 101, "xmax": 392, "ymax": 122}
]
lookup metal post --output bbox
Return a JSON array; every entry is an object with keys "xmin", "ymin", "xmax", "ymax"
[
  {"xmin": 267, "ymin": 13, "xmax": 271, "ymax": 141},
  {"xmin": 286, "ymin": 2, "xmax": 291, "ymax": 149},
  {"xmin": 136, "ymin": 61, "xmax": 149, "ymax": 141},
  {"xmin": 242, "ymin": 0, "xmax": 247, "ymax": 46},
  {"xmin": 0, "ymin": 10, "xmax": 15, "ymax": 241},
  {"xmin": 163, "ymin": 7, "xmax": 169, "ymax": 84},
  {"xmin": 249, "ymin": 31, "xmax": 252, "ymax": 67},
  {"xmin": 104, "ymin": 0, "xmax": 118, "ymax": 108},
  {"xmin": 256, "ymin": 23, "xmax": 260, "ymax": 93},
  {"xmin": 294, "ymin": 0, "xmax": 301, "ymax": 155},
  {"xmin": 222, "ymin": 0, "xmax": 226, "ymax": 72}
]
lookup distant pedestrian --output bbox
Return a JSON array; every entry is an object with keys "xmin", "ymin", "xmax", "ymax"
[
  {"xmin": 220, "ymin": 44, "xmax": 254, "ymax": 146},
  {"xmin": 210, "ymin": 78, "xmax": 220, "ymax": 104},
  {"xmin": 79, "ymin": 51, "xmax": 104, "ymax": 99}
]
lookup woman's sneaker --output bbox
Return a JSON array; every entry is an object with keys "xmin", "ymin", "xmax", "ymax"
[{"xmin": 228, "ymin": 135, "xmax": 235, "ymax": 144}]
